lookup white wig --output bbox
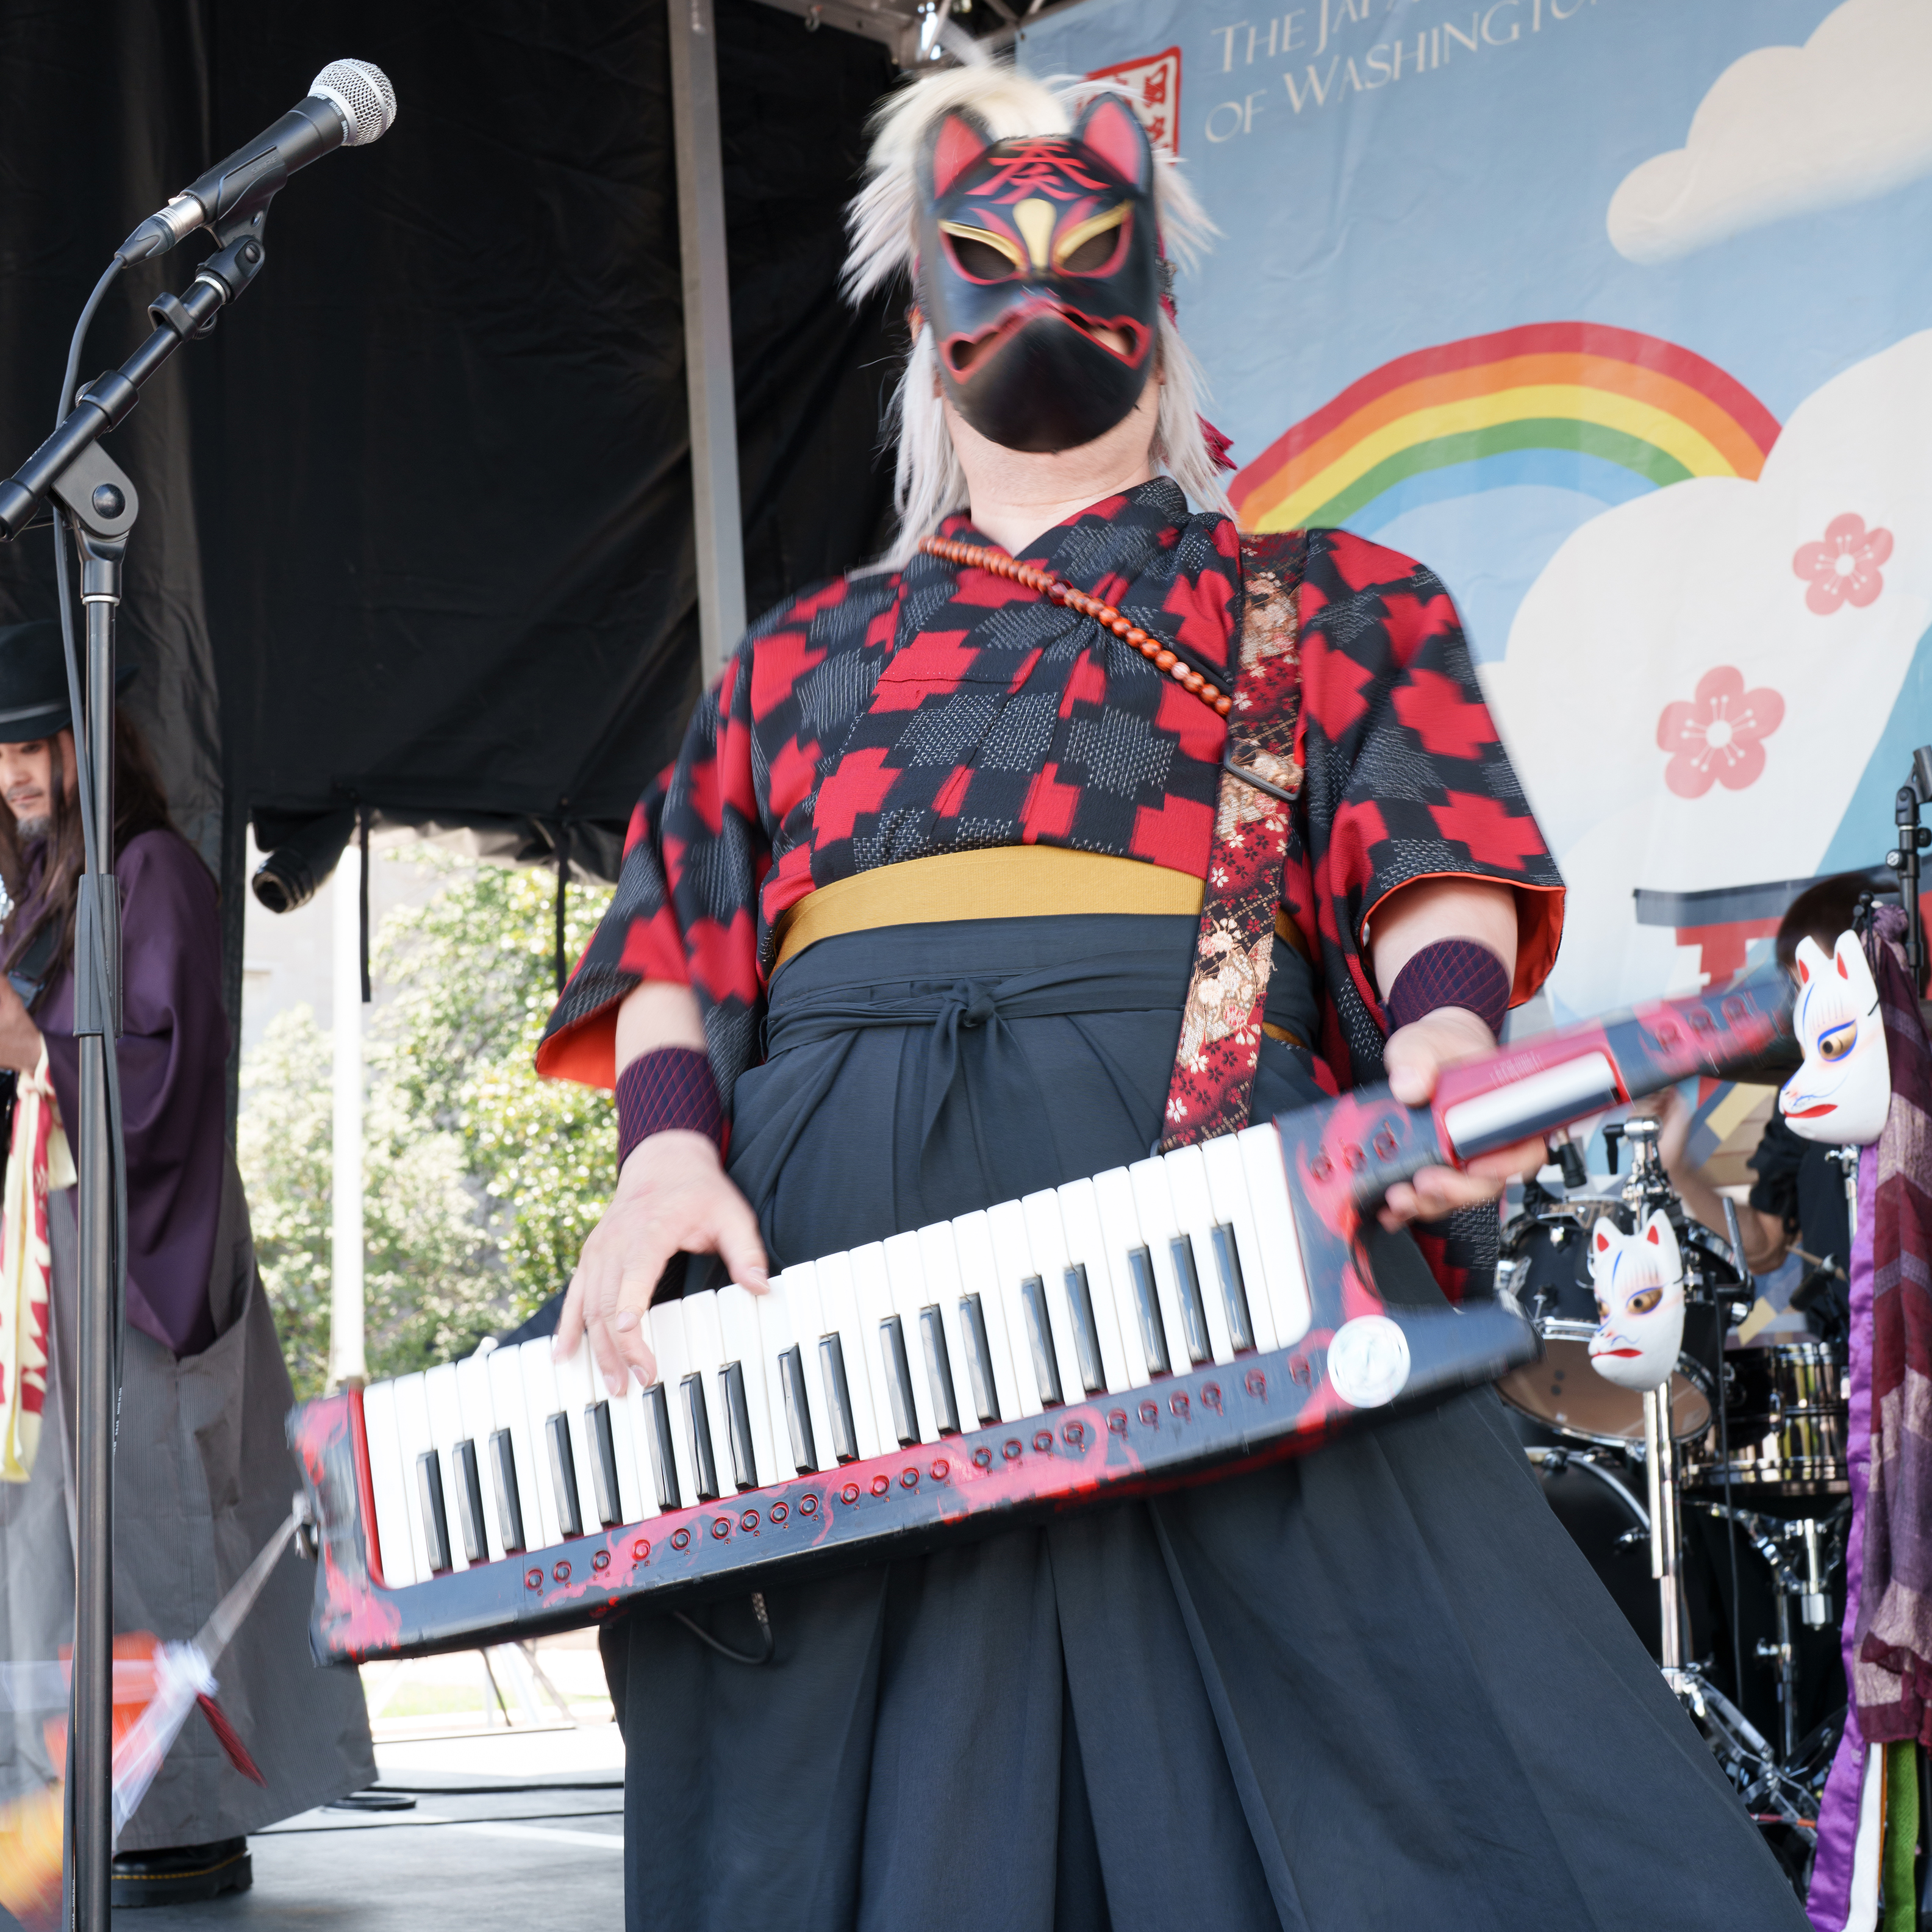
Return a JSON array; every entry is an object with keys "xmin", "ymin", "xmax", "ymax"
[{"xmin": 843, "ymin": 56, "xmax": 1231, "ymax": 568}]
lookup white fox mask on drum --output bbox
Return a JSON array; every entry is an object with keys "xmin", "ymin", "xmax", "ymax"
[
  {"xmin": 1779, "ymin": 930, "xmax": 1891, "ymax": 1148},
  {"xmin": 1587, "ymin": 1211, "xmax": 1686, "ymax": 1394}
]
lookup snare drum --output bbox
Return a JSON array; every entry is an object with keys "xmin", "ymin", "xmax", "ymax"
[
  {"xmin": 1683, "ymin": 1342, "xmax": 1850, "ymax": 1510},
  {"xmin": 1495, "ymin": 1204, "xmax": 1721, "ymax": 1447}
]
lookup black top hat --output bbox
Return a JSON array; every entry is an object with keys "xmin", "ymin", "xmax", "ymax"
[{"xmin": 0, "ymin": 620, "xmax": 135, "ymax": 743}]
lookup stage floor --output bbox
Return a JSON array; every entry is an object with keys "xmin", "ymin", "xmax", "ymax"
[{"xmin": 112, "ymin": 1719, "xmax": 625, "ymax": 1928}]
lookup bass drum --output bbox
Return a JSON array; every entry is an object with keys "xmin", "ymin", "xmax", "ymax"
[{"xmin": 1495, "ymin": 1203, "xmax": 1721, "ymax": 1447}]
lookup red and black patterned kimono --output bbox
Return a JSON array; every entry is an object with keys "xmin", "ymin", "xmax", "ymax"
[{"xmin": 540, "ymin": 480, "xmax": 1805, "ymax": 1932}]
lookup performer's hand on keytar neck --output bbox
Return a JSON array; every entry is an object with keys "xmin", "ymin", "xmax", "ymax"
[
  {"xmin": 1371, "ymin": 876, "xmax": 1547, "ymax": 1229},
  {"xmin": 0, "ymin": 728, "xmax": 75, "ymax": 1075}
]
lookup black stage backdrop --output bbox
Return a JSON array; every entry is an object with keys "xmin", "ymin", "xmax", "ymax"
[{"xmin": 0, "ymin": 0, "xmax": 900, "ymax": 1084}]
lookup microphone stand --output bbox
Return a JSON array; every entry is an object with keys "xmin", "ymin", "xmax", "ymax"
[{"xmin": 0, "ymin": 224, "xmax": 270, "ymax": 1932}]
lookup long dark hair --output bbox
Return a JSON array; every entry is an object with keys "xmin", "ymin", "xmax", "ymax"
[{"xmin": 0, "ymin": 707, "xmax": 173, "ymax": 983}]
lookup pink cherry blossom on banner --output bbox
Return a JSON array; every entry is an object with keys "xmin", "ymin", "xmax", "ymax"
[
  {"xmin": 1656, "ymin": 666, "xmax": 1785, "ymax": 799},
  {"xmin": 1792, "ymin": 511, "xmax": 1893, "ymax": 614}
]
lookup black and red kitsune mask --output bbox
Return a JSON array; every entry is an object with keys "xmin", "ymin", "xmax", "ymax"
[{"xmin": 914, "ymin": 93, "xmax": 1161, "ymax": 456}]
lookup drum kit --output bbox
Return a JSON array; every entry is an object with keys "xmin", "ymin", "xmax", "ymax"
[{"xmin": 1497, "ymin": 1115, "xmax": 1852, "ymax": 1872}]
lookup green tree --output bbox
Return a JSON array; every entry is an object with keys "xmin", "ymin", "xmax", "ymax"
[
  {"xmin": 240, "ymin": 853, "xmax": 617, "ymax": 1397},
  {"xmin": 374, "ymin": 853, "xmax": 617, "ymax": 1327}
]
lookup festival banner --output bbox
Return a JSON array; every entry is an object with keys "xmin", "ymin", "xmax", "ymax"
[{"xmin": 1018, "ymin": 0, "xmax": 1932, "ymax": 1042}]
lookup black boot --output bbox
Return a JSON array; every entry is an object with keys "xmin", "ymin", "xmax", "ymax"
[{"xmin": 109, "ymin": 1838, "xmax": 251, "ymax": 1908}]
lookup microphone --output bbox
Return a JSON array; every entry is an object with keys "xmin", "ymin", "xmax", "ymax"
[{"xmin": 118, "ymin": 59, "xmax": 397, "ymax": 263}]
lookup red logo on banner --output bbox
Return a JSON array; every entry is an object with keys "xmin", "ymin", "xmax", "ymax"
[{"xmin": 1086, "ymin": 47, "xmax": 1182, "ymax": 158}]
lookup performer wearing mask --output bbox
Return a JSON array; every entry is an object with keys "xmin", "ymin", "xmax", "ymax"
[
  {"xmin": 0, "ymin": 621, "xmax": 372, "ymax": 1911},
  {"xmin": 539, "ymin": 63, "xmax": 1806, "ymax": 1930}
]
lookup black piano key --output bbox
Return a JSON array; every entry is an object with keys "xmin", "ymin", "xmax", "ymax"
[
  {"xmin": 1020, "ymin": 1273, "xmax": 1064, "ymax": 1408},
  {"xmin": 545, "ymin": 1412, "xmax": 584, "ymax": 1540},
  {"xmin": 817, "ymin": 1334, "xmax": 860, "ymax": 1464},
  {"xmin": 779, "ymin": 1345, "xmax": 818, "ymax": 1473},
  {"xmin": 490, "ymin": 1427, "xmax": 526, "ymax": 1554},
  {"xmin": 879, "ymin": 1315, "xmax": 920, "ymax": 1447},
  {"xmin": 959, "ymin": 1292, "xmax": 1000, "ymax": 1425},
  {"xmin": 1169, "ymin": 1235, "xmax": 1213, "ymax": 1367},
  {"xmin": 1062, "ymin": 1263, "xmax": 1106, "ymax": 1396},
  {"xmin": 415, "ymin": 1448, "xmax": 453, "ymax": 1575},
  {"xmin": 682, "ymin": 1372, "xmax": 720, "ymax": 1503},
  {"xmin": 918, "ymin": 1306, "xmax": 961, "ymax": 1436},
  {"xmin": 585, "ymin": 1400, "xmax": 623, "ymax": 1527},
  {"xmin": 453, "ymin": 1437, "xmax": 488, "ymax": 1565},
  {"xmin": 1126, "ymin": 1245, "xmax": 1171, "ymax": 1377},
  {"xmin": 1210, "ymin": 1222, "xmax": 1257, "ymax": 1353},
  {"xmin": 645, "ymin": 1381, "xmax": 681, "ymax": 1511},
  {"xmin": 721, "ymin": 1361, "xmax": 759, "ymax": 1492}
]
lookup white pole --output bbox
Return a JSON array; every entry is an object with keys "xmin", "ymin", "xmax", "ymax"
[{"xmin": 329, "ymin": 843, "xmax": 366, "ymax": 1389}]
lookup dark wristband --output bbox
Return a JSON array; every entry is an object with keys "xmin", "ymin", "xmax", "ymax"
[
  {"xmin": 617, "ymin": 1046, "xmax": 724, "ymax": 1169},
  {"xmin": 1385, "ymin": 937, "xmax": 1511, "ymax": 1038}
]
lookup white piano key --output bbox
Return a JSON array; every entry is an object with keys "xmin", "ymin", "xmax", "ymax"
[
  {"xmin": 1161, "ymin": 1143, "xmax": 1239, "ymax": 1365},
  {"xmin": 646, "ymin": 1300, "xmax": 699, "ymax": 1509},
  {"xmin": 1020, "ymin": 1190, "xmax": 1091, "ymax": 1406},
  {"xmin": 718, "ymin": 1283, "xmax": 778, "ymax": 1490},
  {"xmin": 845, "ymin": 1243, "xmax": 907, "ymax": 1452},
  {"xmin": 552, "ymin": 1339, "xmax": 612, "ymax": 1532},
  {"xmin": 1129, "ymin": 1157, "xmax": 1211, "ymax": 1370},
  {"xmin": 485, "ymin": 1342, "xmax": 543, "ymax": 1555},
  {"xmin": 771, "ymin": 1261, "xmax": 839, "ymax": 1469},
  {"xmin": 1237, "ymin": 1123, "xmax": 1314, "ymax": 1347},
  {"xmin": 390, "ymin": 1373, "xmax": 442, "ymax": 1579},
  {"xmin": 515, "ymin": 1342, "xmax": 570, "ymax": 1547},
  {"xmin": 1201, "ymin": 1132, "xmax": 1279, "ymax": 1354},
  {"xmin": 600, "ymin": 1368, "xmax": 647, "ymax": 1526},
  {"xmin": 882, "ymin": 1232, "xmax": 942, "ymax": 1444},
  {"xmin": 755, "ymin": 1282, "xmax": 814, "ymax": 1474},
  {"xmin": 915, "ymin": 1220, "xmax": 980, "ymax": 1436},
  {"xmin": 421, "ymin": 1363, "xmax": 473, "ymax": 1572},
  {"xmin": 951, "ymin": 1209, "xmax": 1021, "ymax": 1426},
  {"xmin": 617, "ymin": 1374, "xmax": 661, "ymax": 1523},
  {"xmin": 680, "ymin": 1290, "xmax": 739, "ymax": 1498},
  {"xmin": 359, "ymin": 1379, "xmax": 418, "ymax": 1588},
  {"xmin": 984, "ymin": 1198, "xmax": 1046, "ymax": 1417},
  {"xmin": 454, "ymin": 1350, "xmax": 507, "ymax": 1561},
  {"xmin": 815, "ymin": 1250, "xmax": 887, "ymax": 1462},
  {"xmin": 1089, "ymin": 1167, "xmax": 1154, "ymax": 1386},
  {"xmin": 1055, "ymin": 1178, "xmax": 1134, "ymax": 1397}
]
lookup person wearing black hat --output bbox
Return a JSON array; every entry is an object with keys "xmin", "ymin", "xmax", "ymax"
[{"xmin": 0, "ymin": 620, "xmax": 373, "ymax": 1908}]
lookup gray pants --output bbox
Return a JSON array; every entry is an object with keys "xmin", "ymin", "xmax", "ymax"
[{"xmin": 0, "ymin": 1159, "xmax": 373, "ymax": 1848}]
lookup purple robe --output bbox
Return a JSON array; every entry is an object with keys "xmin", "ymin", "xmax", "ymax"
[{"xmin": 33, "ymin": 828, "xmax": 227, "ymax": 1358}]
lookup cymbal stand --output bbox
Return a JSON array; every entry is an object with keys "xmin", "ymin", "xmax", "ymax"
[{"xmin": 1691, "ymin": 1499, "xmax": 1848, "ymax": 1780}]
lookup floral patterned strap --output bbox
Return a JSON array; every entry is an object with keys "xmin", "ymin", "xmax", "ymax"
[{"xmin": 1159, "ymin": 534, "xmax": 1306, "ymax": 1150}]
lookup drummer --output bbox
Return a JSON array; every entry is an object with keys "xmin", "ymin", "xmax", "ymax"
[{"xmin": 1649, "ymin": 871, "xmax": 1903, "ymax": 1335}]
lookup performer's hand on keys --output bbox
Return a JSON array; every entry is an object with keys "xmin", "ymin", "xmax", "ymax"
[
  {"xmin": 557, "ymin": 1129, "xmax": 770, "ymax": 1397},
  {"xmin": 1376, "ymin": 1008, "xmax": 1545, "ymax": 1230}
]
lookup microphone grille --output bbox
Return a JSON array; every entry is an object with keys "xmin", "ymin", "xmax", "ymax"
[{"xmin": 310, "ymin": 59, "xmax": 397, "ymax": 147}]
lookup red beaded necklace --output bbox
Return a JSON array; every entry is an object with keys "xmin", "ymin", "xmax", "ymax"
[{"xmin": 917, "ymin": 534, "xmax": 1234, "ymax": 720}]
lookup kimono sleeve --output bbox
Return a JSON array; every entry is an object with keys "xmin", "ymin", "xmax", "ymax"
[
  {"xmin": 537, "ymin": 631, "xmax": 769, "ymax": 1091},
  {"xmin": 1297, "ymin": 528, "xmax": 1564, "ymax": 1041}
]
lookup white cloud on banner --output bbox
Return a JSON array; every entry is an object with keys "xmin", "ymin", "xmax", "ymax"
[
  {"xmin": 1481, "ymin": 329, "xmax": 1932, "ymax": 1021},
  {"xmin": 1608, "ymin": 0, "xmax": 1932, "ymax": 265}
]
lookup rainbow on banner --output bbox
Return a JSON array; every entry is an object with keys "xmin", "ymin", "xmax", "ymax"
[{"xmin": 1230, "ymin": 323, "xmax": 1782, "ymax": 535}]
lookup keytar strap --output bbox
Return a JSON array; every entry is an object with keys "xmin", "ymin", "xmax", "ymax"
[{"xmin": 1159, "ymin": 532, "xmax": 1307, "ymax": 1150}]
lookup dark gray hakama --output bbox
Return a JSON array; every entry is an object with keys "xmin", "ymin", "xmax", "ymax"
[{"xmin": 609, "ymin": 915, "xmax": 1806, "ymax": 1931}]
